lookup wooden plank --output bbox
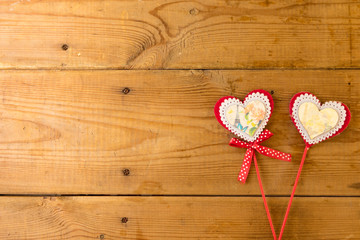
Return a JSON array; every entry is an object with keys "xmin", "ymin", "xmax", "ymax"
[
  {"xmin": 0, "ymin": 0, "xmax": 359, "ymax": 69},
  {"xmin": 0, "ymin": 70, "xmax": 358, "ymax": 195},
  {"xmin": 0, "ymin": 196, "xmax": 358, "ymax": 239}
]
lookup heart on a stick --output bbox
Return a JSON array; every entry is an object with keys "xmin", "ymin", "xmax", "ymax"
[
  {"xmin": 290, "ymin": 92, "xmax": 351, "ymax": 147},
  {"xmin": 214, "ymin": 90, "xmax": 273, "ymax": 142}
]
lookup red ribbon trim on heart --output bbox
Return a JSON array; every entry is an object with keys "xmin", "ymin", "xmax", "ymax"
[{"xmin": 229, "ymin": 129, "xmax": 291, "ymax": 183}]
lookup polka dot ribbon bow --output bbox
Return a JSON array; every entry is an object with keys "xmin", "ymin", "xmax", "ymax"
[{"xmin": 229, "ymin": 129, "xmax": 292, "ymax": 183}]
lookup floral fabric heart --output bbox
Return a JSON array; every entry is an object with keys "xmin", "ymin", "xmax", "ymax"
[
  {"xmin": 225, "ymin": 100, "xmax": 266, "ymax": 136},
  {"xmin": 214, "ymin": 90, "xmax": 273, "ymax": 142},
  {"xmin": 290, "ymin": 92, "xmax": 351, "ymax": 146}
]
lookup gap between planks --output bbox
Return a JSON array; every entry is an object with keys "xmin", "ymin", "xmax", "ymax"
[
  {"xmin": 0, "ymin": 194, "xmax": 358, "ymax": 198},
  {"xmin": 2, "ymin": 67, "xmax": 360, "ymax": 71}
]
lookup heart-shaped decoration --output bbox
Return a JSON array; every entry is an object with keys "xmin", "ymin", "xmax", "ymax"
[
  {"xmin": 214, "ymin": 90, "xmax": 273, "ymax": 142},
  {"xmin": 290, "ymin": 92, "xmax": 351, "ymax": 146}
]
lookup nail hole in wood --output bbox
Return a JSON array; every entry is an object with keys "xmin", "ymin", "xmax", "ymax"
[
  {"xmin": 270, "ymin": 90, "xmax": 275, "ymax": 95},
  {"xmin": 100, "ymin": 234, "xmax": 105, "ymax": 239},
  {"xmin": 122, "ymin": 87, "xmax": 131, "ymax": 94},
  {"xmin": 123, "ymin": 169, "xmax": 130, "ymax": 176},
  {"xmin": 122, "ymin": 217, "xmax": 128, "ymax": 223},
  {"xmin": 61, "ymin": 44, "xmax": 69, "ymax": 51},
  {"xmin": 348, "ymin": 82, "xmax": 351, "ymax": 85}
]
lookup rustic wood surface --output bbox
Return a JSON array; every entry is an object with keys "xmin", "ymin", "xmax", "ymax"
[
  {"xmin": 0, "ymin": 196, "xmax": 358, "ymax": 239},
  {"xmin": 0, "ymin": 0, "xmax": 359, "ymax": 69},
  {"xmin": 0, "ymin": 70, "xmax": 358, "ymax": 197},
  {"xmin": 0, "ymin": 0, "xmax": 359, "ymax": 239}
]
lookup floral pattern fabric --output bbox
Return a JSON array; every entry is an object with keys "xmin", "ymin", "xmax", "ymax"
[
  {"xmin": 298, "ymin": 102, "xmax": 339, "ymax": 139},
  {"xmin": 225, "ymin": 100, "xmax": 266, "ymax": 136}
]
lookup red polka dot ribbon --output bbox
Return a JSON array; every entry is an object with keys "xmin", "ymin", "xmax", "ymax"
[{"xmin": 229, "ymin": 129, "xmax": 291, "ymax": 183}]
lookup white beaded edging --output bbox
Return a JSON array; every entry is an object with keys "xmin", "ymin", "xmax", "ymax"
[
  {"xmin": 219, "ymin": 92, "xmax": 271, "ymax": 142},
  {"xmin": 292, "ymin": 93, "xmax": 346, "ymax": 145}
]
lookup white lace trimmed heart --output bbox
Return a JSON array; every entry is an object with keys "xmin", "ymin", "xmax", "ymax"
[
  {"xmin": 219, "ymin": 92, "xmax": 271, "ymax": 142},
  {"xmin": 291, "ymin": 93, "xmax": 347, "ymax": 145}
]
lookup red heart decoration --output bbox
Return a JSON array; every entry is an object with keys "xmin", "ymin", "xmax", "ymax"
[
  {"xmin": 290, "ymin": 92, "xmax": 351, "ymax": 147},
  {"xmin": 214, "ymin": 90, "xmax": 274, "ymax": 142}
]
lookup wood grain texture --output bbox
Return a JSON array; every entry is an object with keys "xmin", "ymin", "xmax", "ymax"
[
  {"xmin": 0, "ymin": 70, "xmax": 358, "ymax": 195},
  {"xmin": 1, "ymin": 0, "xmax": 358, "ymax": 238},
  {"xmin": 0, "ymin": 0, "xmax": 359, "ymax": 69},
  {"xmin": 0, "ymin": 196, "xmax": 358, "ymax": 239}
]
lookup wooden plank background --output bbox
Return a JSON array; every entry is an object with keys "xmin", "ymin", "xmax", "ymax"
[
  {"xmin": 0, "ymin": 70, "xmax": 358, "ymax": 196},
  {"xmin": 0, "ymin": 0, "xmax": 359, "ymax": 69},
  {"xmin": 0, "ymin": 197, "xmax": 358, "ymax": 239},
  {"xmin": 0, "ymin": 0, "xmax": 359, "ymax": 239}
]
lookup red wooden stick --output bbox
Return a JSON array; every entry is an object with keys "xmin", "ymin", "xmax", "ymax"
[
  {"xmin": 253, "ymin": 154, "xmax": 277, "ymax": 240},
  {"xmin": 278, "ymin": 146, "xmax": 310, "ymax": 240}
]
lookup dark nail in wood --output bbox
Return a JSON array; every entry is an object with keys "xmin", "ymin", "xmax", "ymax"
[
  {"xmin": 122, "ymin": 87, "xmax": 131, "ymax": 94},
  {"xmin": 123, "ymin": 169, "xmax": 130, "ymax": 176},
  {"xmin": 62, "ymin": 44, "xmax": 69, "ymax": 51},
  {"xmin": 121, "ymin": 217, "xmax": 128, "ymax": 223}
]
